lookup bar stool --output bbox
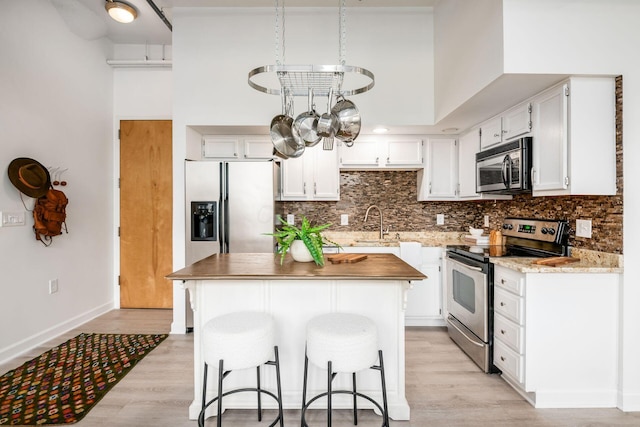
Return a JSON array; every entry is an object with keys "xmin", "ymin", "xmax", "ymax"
[
  {"xmin": 301, "ymin": 313, "xmax": 389, "ymax": 427},
  {"xmin": 198, "ymin": 311, "xmax": 284, "ymax": 427}
]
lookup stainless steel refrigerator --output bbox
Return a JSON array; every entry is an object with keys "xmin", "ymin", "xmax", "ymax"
[{"xmin": 184, "ymin": 160, "xmax": 276, "ymax": 329}]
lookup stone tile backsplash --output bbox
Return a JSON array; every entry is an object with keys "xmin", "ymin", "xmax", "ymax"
[{"xmin": 277, "ymin": 77, "xmax": 623, "ymax": 254}]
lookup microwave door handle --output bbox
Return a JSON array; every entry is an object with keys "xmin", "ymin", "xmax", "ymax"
[{"xmin": 502, "ymin": 155, "xmax": 511, "ymax": 189}]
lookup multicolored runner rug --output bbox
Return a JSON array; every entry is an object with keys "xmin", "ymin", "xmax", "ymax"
[{"xmin": 0, "ymin": 333, "xmax": 167, "ymax": 425}]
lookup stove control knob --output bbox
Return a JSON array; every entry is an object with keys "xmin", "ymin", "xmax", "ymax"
[
  {"xmin": 541, "ymin": 227, "xmax": 548, "ymax": 234},
  {"xmin": 502, "ymin": 224, "xmax": 509, "ymax": 230},
  {"xmin": 547, "ymin": 228, "xmax": 556, "ymax": 235}
]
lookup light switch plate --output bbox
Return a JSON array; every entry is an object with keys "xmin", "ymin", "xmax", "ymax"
[
  {"xmin": 484, "ymin": 215, "xmax": 490, "ymax": 227},
  {"xmin": 576, "ymin": 219, "xmax": 592, "ymax": 238},
  {"xmin": 340, "ymin": 214, "xmax": 349, "ymax": 226},
  {"xmin": 286, "ymin": 214, "xmax": 294, "ymax": 225},
  {"xmin": 436, "ymin": 214, "xmax": 445, "ymax": 225},
  {"xmin": 0, "ymin": 211, "xmax": 26, "ymax": 227}
]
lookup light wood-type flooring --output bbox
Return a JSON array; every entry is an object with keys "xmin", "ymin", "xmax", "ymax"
[{"xmin": 1, "ymin": 309, "xmax": 638, "ymax": 426}]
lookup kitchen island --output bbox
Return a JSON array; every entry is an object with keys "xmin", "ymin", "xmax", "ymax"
[{"xmin": 167, "ymin": 253, "xmax": 425, "ymax": 421}]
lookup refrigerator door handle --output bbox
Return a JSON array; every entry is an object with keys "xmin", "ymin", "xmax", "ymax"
[{"xmin": 218, "ymin": 163, "xmax": 225, "ymax": 253}]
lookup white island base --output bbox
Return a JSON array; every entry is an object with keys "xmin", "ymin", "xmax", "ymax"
[{"xmin": 183, "ymin": 278, "xmax": 412, "ymax": 421}]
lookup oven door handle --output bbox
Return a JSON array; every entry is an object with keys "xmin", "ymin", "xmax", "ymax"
[
  {"xmin": 447, "ymin": 256, "xmax": 484, "ymax": 272},
  {"xmin": 448, "ymin": 315, "xmax": 485, "ymax": 348}
]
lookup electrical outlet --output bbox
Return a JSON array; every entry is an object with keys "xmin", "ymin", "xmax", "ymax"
[
  {"xmin": 49, "ymin": 279, "xmax": 59, "ymax": 294},
  {"xmin": 484, "ymin": 215, "xmax": 490, "ymax": 227},
  {"xmin": 436, "ymin": 214, "xmax": 445, "ymax": 225},
  {"xmin": 340, "ymin": 214, "xmax": 349, "ymax": 226},
  {"xmin": 286, "ymin": 214, "xmax": 294, "ymax": 225},
  {"xmin": 576, "ymin": 219, "xmax": 592, "ymax": 238}
]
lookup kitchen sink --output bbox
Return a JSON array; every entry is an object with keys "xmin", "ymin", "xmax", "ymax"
[{"xmin": 355, "ymin": 239, "xmax": 401, "ymax": 244}]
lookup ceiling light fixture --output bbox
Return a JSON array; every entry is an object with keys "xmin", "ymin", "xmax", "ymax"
[
  {"xmin": 105, "ymin": 0, "xmax": 137, "ymax": 24},
  {"xmin": 373, "ymin": 127, "xmax": 389, "ymax": 134}
]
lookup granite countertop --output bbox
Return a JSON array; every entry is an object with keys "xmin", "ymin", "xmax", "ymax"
[
  {"xmin": 323, "ymin": 231, "xmax": 465, "ymax": 248},
  {"xmin": 323, "ymin": 231, "xmax": 623, "ymax": 273}
]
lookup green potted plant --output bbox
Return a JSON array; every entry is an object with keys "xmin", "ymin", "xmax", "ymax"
[{"xmin": 268, "ymin": 215, "xmax": 339, "ymax": 266}]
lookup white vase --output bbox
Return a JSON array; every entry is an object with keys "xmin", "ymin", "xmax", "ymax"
[{"xmin": 290, "ymin": 239, "xmax": 315, "ymax": 262}]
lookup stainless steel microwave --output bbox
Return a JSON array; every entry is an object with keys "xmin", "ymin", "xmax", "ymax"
[{"xmin": 476, "ymin": 137, "xmax": 532, "ymax": 194}]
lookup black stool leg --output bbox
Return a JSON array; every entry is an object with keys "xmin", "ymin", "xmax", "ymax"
[
  {"xmin": 217, "ymin": 359, "xmax": 224, "ymax": 427},
  {"xmin": 301, "ymin": 348, "xmax": 309, "ymax": 427},
  {"xmin": 352, "ymin": 372, "xmax": 358, "ymax": 425},
  {"xmin": 378, "ymin": 350, "xmax": 389, "ymax": 427},
  {"xmin": 274, "ymin": 346, "xmax": 284, "ymax": 427},
  {"xmin": 256, "ymin": 365, "xmax": 262, "ymax": 421},
  {"xmin": 199, "ymin": 362, "xmax": 209, "ymax": 427},
  {"xmin": 327, "ymin": 361, "xmax": 333, "ymax": 427}
]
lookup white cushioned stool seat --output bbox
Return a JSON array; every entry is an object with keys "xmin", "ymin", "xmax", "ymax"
[
  {"xmin": 306, "ymin": 313, "xmax": 378, "ymax": 373},
  {"xmin": 202, "ymin": 311, "xmax": 275, "ymax": 371}
]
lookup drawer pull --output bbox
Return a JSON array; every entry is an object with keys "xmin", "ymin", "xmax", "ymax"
[
  {"xmin": 501, "ymin": 279, "xmax": 506, "ymax": 284},
  {"xmin": 500, "ymin": 329, "xmax": 506, "ymax": 335},
  {"xmin": 500, "ymin": 302, "xmax": 505, "ymax": 306},
  {"xmin": 500, "ymin": 356, "xmax": 506, "ymax": 362}
]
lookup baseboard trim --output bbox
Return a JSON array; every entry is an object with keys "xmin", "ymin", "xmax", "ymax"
[
  {"xmin": 0, "ymin": 302, "xmax": 114, "ymax": 365},
  {"xmin": 618, "ymin": 391, "xmax": 640, "ymax": 412}
]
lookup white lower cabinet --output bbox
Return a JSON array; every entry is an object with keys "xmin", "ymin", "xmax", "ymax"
[
  {"xmin": 334, "ymin": 245, "xmax": 443, "ymax": 326},
  {"xmin": 492, "ymin": 264, "xmax": 620, "ymax": 408},
  {"xmin": 404, "ymin": 247, "xmax": 443, "ymax": 326}
]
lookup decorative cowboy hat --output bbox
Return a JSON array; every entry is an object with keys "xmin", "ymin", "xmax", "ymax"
[{"xmin": 7, "ymin": 157, "xmax": 51, "ymax": 198}]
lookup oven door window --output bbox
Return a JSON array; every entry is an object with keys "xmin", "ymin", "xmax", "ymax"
[{"xmin": 452, "ymin": 270, "xmax": 476, "ymax": 313}]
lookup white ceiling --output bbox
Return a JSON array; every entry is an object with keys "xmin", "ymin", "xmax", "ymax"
[{"xmin": 62, "ymin": 0, "xmax": 437, "ymax": 45}]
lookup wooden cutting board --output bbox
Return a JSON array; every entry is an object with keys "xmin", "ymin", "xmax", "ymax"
[
  {"xmin": 327, "ymin": 254, "xmax": 368, "ymax": 264},
  {"xmin": 532, "ymin": 256, "xmax": 580, "ymax": 267}
]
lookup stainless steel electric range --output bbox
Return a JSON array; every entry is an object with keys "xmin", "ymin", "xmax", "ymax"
[{"xmin": 445, "ymin": 217, "xmax": 570, "ymax": 373}]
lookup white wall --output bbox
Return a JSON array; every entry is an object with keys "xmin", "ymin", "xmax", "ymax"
[
  {"xmin": 433, "ymin": 0, "xmax": 504, "ymax": 122},
  {"xmin": 0, "ymin": 1, "xmax": 114, "ymax": 362}
]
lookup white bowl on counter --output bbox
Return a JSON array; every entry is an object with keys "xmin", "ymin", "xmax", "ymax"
[{"xmin": 469, "ymin": 227, "xmax": 484, "ymax": 237}]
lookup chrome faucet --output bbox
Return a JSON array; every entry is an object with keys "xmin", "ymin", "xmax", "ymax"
[{"xmin": 364, "ymin": 205, "xmax": 389, "ymax": 239}]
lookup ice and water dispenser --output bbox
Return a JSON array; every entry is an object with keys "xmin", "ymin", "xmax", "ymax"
[{"xmin": 190, "ymin": 201, "xmax": 217, "ymax": 241}]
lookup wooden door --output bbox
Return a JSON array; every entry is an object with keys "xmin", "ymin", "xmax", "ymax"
[{"xmin": 120, "ymin": 120, "xmax": 173, "ymax": 308}]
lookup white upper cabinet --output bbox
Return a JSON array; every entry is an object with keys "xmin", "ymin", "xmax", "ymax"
[
  {"xmin": 280, "ymin": 144, "xmax": 340, "ymax": 201},
  {"xmin": 417, "ymin": 138, "xmax": 458, "ymax": 200},
  {"xmin": 244, "ymin": 137, "xmax": 276, "ymax": 159},
  {"xmin": 338, "ymin": 138, "xmax": 380, "ymax": 167},
  {"xmin": 202, "ymin": 135, "xmax": 277, "ymax": 160},
  {"xmin": 480, "ymin": 117, "xmax": 502, "ymax": 150},
  {"xmin": 480, "ymin": 102, "xmax": 532, "ymax": 151},
  {"xmin": 502, "ymin": 103, "xmax": 533, "ymax": 141},
  {"xmin": 202, "ymin": 136, "xmax": 240, "ymax": 159},
  {"xmin": 385, "ymin": 138, "xmax": 424, "ymax": 167},
  {"xmin": 531, "ymin": 77, "xmax": 616, "ymax": 196},
  {"xmin": 339, "ymin": 136, "xmax": 423, "ymax": 170}
]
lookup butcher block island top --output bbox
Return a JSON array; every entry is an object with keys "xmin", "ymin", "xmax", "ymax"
[{"xmin": 167, "ymin": 252, "xmax": 426, "ymax": 281}]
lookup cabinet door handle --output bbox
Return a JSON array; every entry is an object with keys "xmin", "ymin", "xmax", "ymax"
[
  {"xmin": 500, "ymin": 356, "xmax": 506, "ymax": 362},
  {"xmin": 386, "ymin": 157, "xmax": 390, "ymax": 164},
  {"xmin": 303, "ymin": 182, "xmax": 306, "ymax": 194},
  {"xmin": 314, "ymin": 182, "xmax": 317, "ymax": 195},
  {"xmin": 501, "ymin": 279, "xmax": 506, "ymax": 284},
  {"xmin": 500, "ymin": 301, "xmax": 506, "ymax": 307},
  {"xmin": 500, "ymin": 329, "xmax": 506, "ymax": 335},
  {"xmin": 493, "ymin": 133, "xmax": 500, "ymax": 138}
]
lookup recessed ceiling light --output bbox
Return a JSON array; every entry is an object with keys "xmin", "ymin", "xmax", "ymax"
[
  {"xmin": 442, "ymin": 127, "xmax": 459, "ymax": 133},
  {"xmin": 105, "ymin": 1, "xmax": 137, "ymax": 24},
  {"xmin": 373, "ymin": 127, "xmax": 389, "ymax": 134}
]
